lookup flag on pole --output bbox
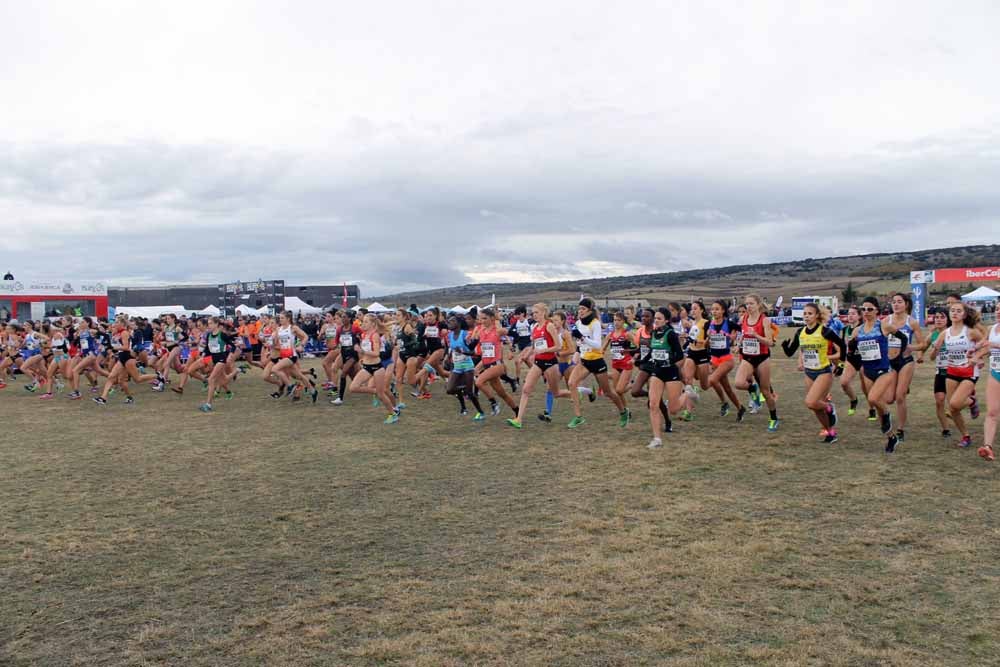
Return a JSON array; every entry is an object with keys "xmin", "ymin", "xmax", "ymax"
[{"xmin": 342, "ymin": 283, "xmax": 349, "ymax": 309}]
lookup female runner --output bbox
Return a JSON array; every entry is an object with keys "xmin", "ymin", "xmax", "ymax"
[
  {"xmin": 706, "ymin": 300, "xmax": 746, "ymax": 421},
  {"xmin": 445, "ymin": 314, "xmax": 485, "ymax": 419},
  {"xmin": 849, "ymin": 296, "xmax": 907, "ymax": 452},
  {"xmin": 566, "ymin": 298, "xmax": 630, "ymax": 429},
  {"xmin": 603, "ymin": 312, "xmax": 635, "ymax": 405},
  {"xmin": 976, "ymin": 317, "xmax": 1000, "ymax": 461},
  {"xmin": 474, "ymin": 308, "xmax": 518, "ymax": 417},
  {"xmin": 920, "ymin": 307, "xmax": 954, "ymax": 437},
  {"xmin": 883, "ymin": 293, "xmax": 924, "ymax": 443},
  {"xmin": 319, "ymin": 311, "xmax": 342, "ymax": 390},
  {"xmin": 837, "ymin": 305, "xmax": 866, "ymax": 417},
  {"xmin": 506, "ymin": 303, "xmax": 564, "ymax": 429},
  {"xmin": 197, "ymin": 317, "xmax": 238, "ymax": 412},
  {"xmin": 780, "ymin": 303, "xmax": 845, "ymax": 443},
  {"xmin": 631, "ymin": 308, "xmax": 674, "ymax": 432},
  {"xmin": 39, "ymin": 324, "xmax": 73, "ymax": 400},
  {"xmin": 93, "ymin": 321, "xmax": 159, "ymax": 405},
  {"xmin": 734, "ymin": 294, "xmax": 779, "ymax": 432},
  {"xmin": 646, "ymin": 307, "xmax": 686, "ymax": 449},
  {"xmin": 930, "ymin": 302, "xmax": 984, "ymax": 449},
  {"xmin": 349, "ymin": 313, "xmax": 399, "ymax": 423}
]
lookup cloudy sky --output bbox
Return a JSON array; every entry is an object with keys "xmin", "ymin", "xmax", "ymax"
[{"xmin": 1, "ymin": 1, "xmax": 998, "ymax": 296}]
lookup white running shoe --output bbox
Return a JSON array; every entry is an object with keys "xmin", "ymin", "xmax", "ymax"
[{"xmin": 647, "ymin": 437, "xmax": 662, "ymax": 449}]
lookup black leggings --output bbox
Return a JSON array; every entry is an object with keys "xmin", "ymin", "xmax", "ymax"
[{"xmin": 447, "ymin": 371, "xmax": 483, "ymax": 413}]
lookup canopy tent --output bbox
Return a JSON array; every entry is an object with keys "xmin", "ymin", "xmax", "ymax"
[
  {"xmin": 962, "ymin": 286, "xmax": 1000, "ymax": 301},
  {"xmin": 197, "ymin": 304, "xmax": 221, "ymax": 316},
  {"xmin": 447, "ymin": 304, "xmax": 468, "ymax": 314},
  {"xmin": 235, "ymin": 304, "xmax": 266, "ymax": 316},
  {"xmin": 114, "ymin": 305, "xmax": 192, "ymax": 319},
  {"xmin": 284, "ymin": 296, "xmax": 324, "ymax": 315},
  {"xmin": 366, "ymin": 302, "xmax": 394, "ymax": 314}
]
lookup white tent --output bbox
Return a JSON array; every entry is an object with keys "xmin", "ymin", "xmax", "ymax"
[
  {"xmin": 366, "ymin": 302, "xmax": 394, "ymax": 314},
  {"xmin": 284, "ymin": 296, "xmax": 324, "ymax": 315},
  {"xmin": 197, "ymin": 304, "xmax": 221, "ymax": 316},
  {"xmin": 962, "ymin": 286, "xmax": 1000, "ymax": 301},
  {"xmin": 448, "ymin": 304, "xmax": 468, "ymax": 314},
  {"xmin": 114, "ymin": 305, "xmax": 192, "ymax": 319},
  {"xmin": 235, "ymin": 304, "xmax": 264, "ymax": 316}
]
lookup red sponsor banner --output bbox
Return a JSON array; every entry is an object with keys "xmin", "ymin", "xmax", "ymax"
[{"xmin": 932, "ymin": 266, "xmax": 1000, "ymax": 283}]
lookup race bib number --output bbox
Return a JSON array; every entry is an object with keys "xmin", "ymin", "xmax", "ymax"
[
  {"xmin": 80, "ymin": 338, "xmax": 89, "ymax": 350},
  {"xmin": 481, "ymin": 342, "xmax": 496, "ymax": 359},
  {"xmin": 424, "ymin": 326, "xmax": 439, "ymax": 337},
  {"xmin": 709, "ymin": 333, "xmax": 728, "ymax": 350},
  {"xmin": 361, "ymin": 339, "xmax": 373, "ymax": 353},
  {"xmin": 947, "ymin": 349, "xmax": 968, "ymax": 367},
  {"xmin": 802, "ymin": 349, "xmax": 821, "ymax": 370},
  {"xmin": 452, "ymin": 350, "xmax": 469, "ymax": 364},
  {"xmin": 533, "ymin": 337, "xmax": 547, "ymax": 350},
  {"xmin": 340, "ymin": 333, "xmax": 353, "ymax": 346},
  {"xmin": 991, "ymin": 349, "xmax": 1000, "ymax": 372},
  {"xmin": 209, "ymin": 339, "xmax": 222, "ymax": 354},
  {"xmin": 858, "ymin": 339, "xmax": 881, "ymax": 361},
  {"xmin": 579, "ymin": 342, "xmax": 593, "ymax": 354},
  {"xmin": 611, "ymin": 344, "xmax": 624, "ymax": 361},
  {"xmin": 165, "ymin": 330, "xmax": 176, "ymax": 342},
  {"xmin": 741, "ymin": 338, "xmax": 760, "ymax": 355},
  {"xmin": 652, "ymin": 348, "xmax": 669, "ymax": 362},
  {"xmin": 888, "ymin": 336, "xmax": 902, "ymax": 349},
  {"xmin": 640, "ymin": 344, "xmax": 649, "ymax": 359}
]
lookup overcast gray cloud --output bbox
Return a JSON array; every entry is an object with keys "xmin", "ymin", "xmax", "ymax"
[{"xmin": 1, "ymin": 1, "xmax": 999, "ymax": 296}]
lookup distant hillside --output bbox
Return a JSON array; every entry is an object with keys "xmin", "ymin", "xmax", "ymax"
[{"xmin": 375, "ymin": 245, "xmax": 1000, "ymax": 307}]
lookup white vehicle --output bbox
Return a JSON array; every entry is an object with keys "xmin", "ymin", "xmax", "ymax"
[{"xmin": 791, "ymin": 296, "xmax": 839, "ymax": 324}]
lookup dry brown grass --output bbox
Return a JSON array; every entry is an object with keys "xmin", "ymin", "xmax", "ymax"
[{"xmin": 2, "ymin": 355, "xmax": 999, "ymax": 666}]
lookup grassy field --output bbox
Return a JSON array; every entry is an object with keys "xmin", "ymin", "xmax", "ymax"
[{"xmin": 2, "ymin": 353, "xmax": 998, "ymax": 666}]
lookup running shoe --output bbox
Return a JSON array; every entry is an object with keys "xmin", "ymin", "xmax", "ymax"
[
  {"xmin": 647, "ymin": 437, "xmax": 662, "ymax": 449},
  {"xmin": 618, "ymin": 408, "xmax": 631, "ymax": 428},
  {"xmin": 823, "ymin": 430, "xmax": 839, "ymax": 445},
  {"xmin": 957, "ymin": 435, "xmax": 973, "ymax": 448},
  {"xmin": 567, "ymin": 416, "xmax": 586, "ymax": 429},
  {"xmin": 384, "ymin": 413, "xmax": 399, "ymax": 424},
  {"xmin": 67, "ymin": 391, "xmax": 81, "ymax": 400},
  {"xmin": 508, "ymin": 379, "xmax": 519, "ymax": 393},
  {"xmin": 171, "ymin": 387, "xmax": 184, "ymax": 395},
  {"xmin": 505, "ymin": 417, "xmax": 521, "ymax": 428},
  {"xmin": 410, "ymin": 390, "xmax": 422, "ymax": 398},
  {"xmin": 394, "ymin": 402, "xmax": 406, "ymax": 411},
  {"xmin": 978, "ymin": 445, "xmax": 995, "ymax": 462},
  {"xmin": 286, "ymin": 383, "xmax": 297, "ymax": 397},
  {"xmin": 330, "ymin": 397, "xmax": 343, "ymax": 405},
  {"xmin": 321, "ymin": 381, "xmax": 335, "ymax": 390},
  {"xmin": 472, "ymin": 412, "xmax": 486, "ymax": 422},
  {"xmin": 151, "ymin": 383, "xmax": 164, "ymax": 392},
  {"xmin": 199, "ymin": 403, "xmax": 213, "ymax": 412},
  {"xmin": 89, "ymin": 385, "xmax": 99, "ymax": 393},
  {"xmin": 868, "ymin": 407, "xmax": 877, "ymax": 422},
  {"xmin": 736, "ymin": 406, "xmax": 746, "ymax": 423},
  {"xmin": 124, "ymin": 396, "xmax": 135, "ymax": 405},
  {"xmin": 971, "ymin": 397, "xmax": 980, "ymax": 420},
  {"xmin": 663, "ymin": 420, "xmax": 673, "ymax": 433},
  {"xmin": 720, "ymin": 402, "xmax": 730, "ymax": 417},
  {"xmin": 39, "ymin": 392, "xmax": 54, "ymax": 400},
  {"xmin": 0, "ymin": 382, "xmax": 6, "ymax": 389},
  {"xmin": 537, "ymin": 412, "xmax": 552, "ymax": 423},
  {"xmin": 92, "ymin": 396, "xmax": 107, "ymax": 405},
  {"xmin": 748, "ymin": 401, "xmax": 760, "ymax": 415},
  {"xmin": 684, "ymin": 385, "xmax": 700, "ymax": 403},
  {"xmin": 941, "ymin": 429, "xmax": 952, "ymax": 438},
  {"xmin": 311, "ymin": 388, "xmax": 318, "ymax": 403},
  {"xmin": 270, "ymin": 391, "xmax": 283, "ymax": 399},
  {"xmin": 459, "ymin": 407, "xmax": 468, "ymax": 416},
  {"xmin": 880, "ymin": 413, "xmax": 892, "ymax": 435},
  {"xmin": 680, "ymin": 409, "xmax": 693, "ymax": 422},
  {"xmin": 827, "ymin": 402, "xmax": 838, "ymax": 428},
  {"xmin": 491, "ymin": 402, "xmax": 501, "ymax": 416},
  {"xmin": 848, "ymin": 398, "xmax": 859, "ymax": 416},
  {"xmin": 586, "ymin": 389, "xmax": 596, "ymax": 403},
  {"xmin": 885, "ymin": 434, "xmax": 899, "ymax": 453},
  {"xmin": 225, "ymin": 390, "xmax": 235, "ymax": 401},
  {"xmin": 24, "ymin": 383, "xmax": 37, "ymax": 393},
  {"xmin": 419, "ymin": 392, "xmax": 432, "ymax": 400},
  {"xmin": 372, "ymin": 397, "xmax": 381, "ymax": 408},
  {"xmin": 767, "ymin": 418, "xmax": 780, "ymax": 433},
  {"xmin": 896, "ymin": 429, "xmax": 905, "ymax": 443}
]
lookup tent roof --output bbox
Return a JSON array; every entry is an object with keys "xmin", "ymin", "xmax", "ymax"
[
  {"xmin": 366, "ymin": 302, "xmax": 393, "ymax": 313},
  {"xmin": 962, "ymin": 286, "xmax": 1000, "ymax": 300},
  {"xmin": 284, "ymin": 296, "xmax": 324, "ymax": 314}
]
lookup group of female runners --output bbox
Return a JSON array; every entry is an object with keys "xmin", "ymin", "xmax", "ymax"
[{"xmin": 2, "ymin": 293, "xmax": 998, "ymax": 460}]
